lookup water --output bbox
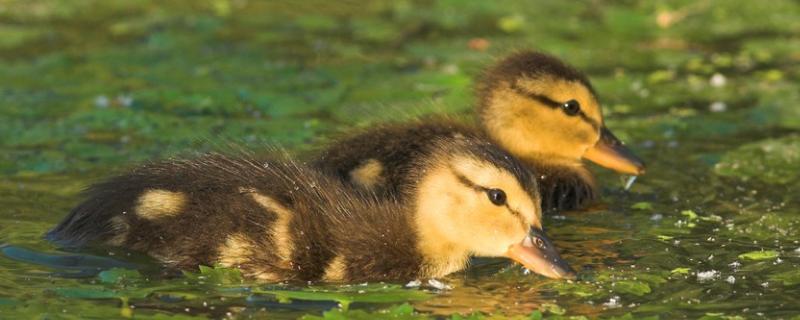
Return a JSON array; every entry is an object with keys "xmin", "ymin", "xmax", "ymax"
[{"xmin": 1, "ymin": 1, "xmax": 799, "ymax": 318}]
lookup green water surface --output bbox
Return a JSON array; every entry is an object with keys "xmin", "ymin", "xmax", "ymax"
[{"xmin": 1, "ymin": 1, "xmax": 799, "ymax": 319}]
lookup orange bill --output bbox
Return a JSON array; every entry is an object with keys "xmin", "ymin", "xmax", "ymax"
[
  {"xmin": 584, "ymin": 127, "xmax": 646, "ymax": 175},
  {"xmin": 505, "ymin": 227, "xmax": 577, "ymax": 280}
]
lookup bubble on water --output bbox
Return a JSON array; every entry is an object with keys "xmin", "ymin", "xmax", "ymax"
[
  {"xmin": 441, "ymin": 64, "xmax": 459, "ymax": 75},
  {"xmin": 710, "ymin": 73, "xmax": 727, "ymax": 87},
  {"xmin": 603, "ymin": 296, "xmax": 621, "ymax": 308},
  {"xmin": 696, "ymin": 270, "xmax": 720, "ymax": 282},
  {"xmin": 94, "ymin": 95, "xmax": 110, "ymax": 108},
  {"xmin": 668, "ymin": 140, "xmax": 679, "ymax": 148},
  {"xmin": 405, "ymin": 280, "xmax": 421, "ymax": 288},
  {"xmin": 117, "ymin": 94, "xmax": 134, "ymax": 107},
  {"xmin": 709, "ymin": 101, "xmax": 727, "ymax": 113},
  {"xmin": 650, "ymin": 213, "xmax": 663, "ymax": 221},
  {"xmin": 729, "ymin": 261, "xmax": 741, "ymax": 268},
  {"xmin": 726, "ymin": 276, "xmax": 736, "ymax": 284}
]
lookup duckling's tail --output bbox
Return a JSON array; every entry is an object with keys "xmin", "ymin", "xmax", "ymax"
[{"xmin": 46, "ymin": 177, "xmax": 142, "ymax": 247}]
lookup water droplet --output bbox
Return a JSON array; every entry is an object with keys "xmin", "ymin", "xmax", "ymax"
[{"xmin": 709, "ymin": 73, "xmax": 727, "ymax": 87}]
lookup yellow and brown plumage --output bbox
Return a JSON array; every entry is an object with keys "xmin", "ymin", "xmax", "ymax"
[
  {"xmin": 315, "ymin": 50, "xmax": 646, "ymax": 212},
  {"xmin": 47, "ymin": 136, "xmax": 576, "ymax": 282}
]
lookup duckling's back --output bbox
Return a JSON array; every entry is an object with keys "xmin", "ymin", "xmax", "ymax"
[
  {"xmin": 48, "ymin": 154, "xmax": 333, "ymax": 279},
  {"xmin": 314, "ymin": 117, "xmax": 485, "ymax": 196},
  {"xmin": 48, "ymin": 153, "xmax": 426, "ymax": 282}
]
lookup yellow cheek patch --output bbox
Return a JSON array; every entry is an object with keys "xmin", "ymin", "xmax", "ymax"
[
  {"xmin": 106, "ymin": 216, "xmax": 129, "ymax": 246},
  {"xmin": 349, "ymin": 159, "xmax": 384, "ymax": 189},
  {"xmin": 322, "ymin": 255, "xmax": 347, "ymax": 282},
  {"xmin": 135, "ymin": 189, "xmax": 187, "ymax": 220},
  {"xmin": 483, "ymin": 78, "xmax": 602, "ymax": 161},
  {"xmin": 250, "ymin": 192, "xmax": 294, "ymax": 262},
  {"xmin": 413, "ymin": 166, "xmax": 472, "ymax": 278}
]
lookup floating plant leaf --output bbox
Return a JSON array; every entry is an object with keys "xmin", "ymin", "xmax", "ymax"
[
  {"xmin": 540, "ymin": 303, "xmax": 566, "ymax": 315},
  {"xmin": 738, "ymin": 250, "xmax": 779, "ymax": 261},
  {"xmin": 681, "ymin": 210, "xmax": 698, "ymax": 221},
  {"xmin": 671, "ymin": 268, "xmax": 691, "ymax": 275},
  {"xmin": 631, "ymin": 202, "xmax": 653, "ymax": 210},
  {"xmin": 254, "ymin": 285, "xmax": 430, "ymax": 310},
  {"xmin": 182, "ymin": 265, "xmax": 243, "ymax": 285},
  {"xmin": 302, "ymin": 303, "xmax": 430, "ymax": 320}
]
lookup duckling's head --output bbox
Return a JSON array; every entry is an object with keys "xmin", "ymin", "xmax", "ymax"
[
  {"xmin": 411, "ymin": 137, "xmax": 575, "ymax": 279},
  {"xmin": 476, "ymin": 51, "xmax": 645, "ymax": 175}
]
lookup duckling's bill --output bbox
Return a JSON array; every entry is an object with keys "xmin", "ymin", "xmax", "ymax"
[
  {"xmin": 505, "ymin": 227, "xmax": 577, "ymax": 279},
  {"xmin": 583, "ymin": 127, "xmax": 646, "ymax": 175}
]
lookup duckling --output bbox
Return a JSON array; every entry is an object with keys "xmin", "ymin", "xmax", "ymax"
[
  {"xmin": 315, "ymin": 50, "xmax": 645, "ymax": 212},
  {"xmin": 46, "ymin": 137, "xmax": 576, "ymax": 282}
]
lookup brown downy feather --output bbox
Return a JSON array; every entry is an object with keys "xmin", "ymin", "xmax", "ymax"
[{"xmin": 47, "ymin": 152, "xmax": 424, "ymax": 282}]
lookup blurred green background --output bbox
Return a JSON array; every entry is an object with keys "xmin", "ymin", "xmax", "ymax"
[{"xmin": 1, "ymin": 0, "xmax": 799, "ymax": 319}]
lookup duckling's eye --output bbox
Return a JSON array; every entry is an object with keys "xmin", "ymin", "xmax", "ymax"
[
  {"xmin": 562, "ymin": 99, "xmax": 581, "ymax": 116},
  {"xmin": 486, "ymin": 189, "xmax": 507, "ymax": 206}
]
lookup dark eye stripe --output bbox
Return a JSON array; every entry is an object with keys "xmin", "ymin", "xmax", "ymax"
[
  {"xmin": 454, "ymin": 172, "xmax": 484, "ymax": 192},
  {"xmin": 577, "ymin": 111, "xmax": 600, "ymax": 131},
  {"xmin": 453, "ymin": 170, "xmax": 529, "ymax": 226},
  {"xmin": 510, "ymin": 82, "xmax": 601, "ymax": 131},
  {"xmin": 511, "ymin": 82, "xmax": 560, "ymax": 108},
  {"xmin": 504, "ymin": 204, "xmax": 528, "ymax": 227}
]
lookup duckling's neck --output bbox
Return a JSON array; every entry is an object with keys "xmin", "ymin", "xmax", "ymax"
[
  {"xmin": 414, "ymin": 224, "xmax": 471, "ymax": 278},
  {"xmin": 411, "ymin": 197, "xmax": 471, "ymax": 278}
]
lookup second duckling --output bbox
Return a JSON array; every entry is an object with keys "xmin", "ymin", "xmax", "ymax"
[
  {"xmin": 47, "ymin": 137, "xmax": 576, "ymax": 282},
  {"xmin": 315, "ymin": 51, "xmax": 646, "ymax": 212}
]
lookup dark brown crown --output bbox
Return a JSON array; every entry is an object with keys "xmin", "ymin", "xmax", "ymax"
[
  {"xmin": 426, "ymin": 135, "xmax": 539, "ymax": 201},
  {"xmin": 476, "ymin": 50, "xmax": 595, "ymax": 113}
]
